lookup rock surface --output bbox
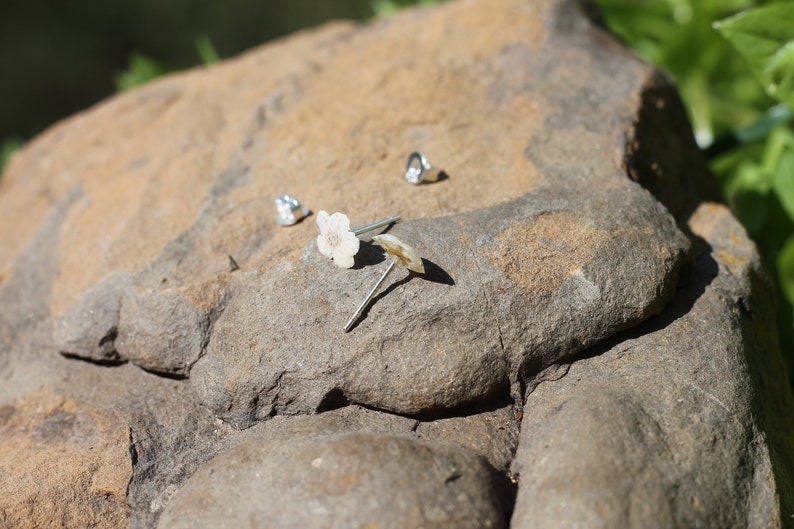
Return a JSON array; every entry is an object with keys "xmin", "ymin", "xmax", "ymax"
[
  {"xmin": 510, "ymin": 202, "xmax": 794, "ymax": 528},
  {"xmin": 0, "ymin": 0, "xmax": 791, "ymax": 527},
  {"xmin": 3, "ymin": 0, "xmax": 692, "ymax": 426},
  {"xmin": 0, "ymin": 392, "xmax": 132, "ymax": 528},
  {"xmin": 157, "ymin": 406, "xmax": 515, "ymax": 529}
]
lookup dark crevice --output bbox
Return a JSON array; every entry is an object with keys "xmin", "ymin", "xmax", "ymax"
[
  {"xmin": 444, "ymin": 470, "xmax": 462, "ymax": 484},
  {"xmin": 522, "ymin": 363, "xmax": 572, "ymax": 402},
  {"xmin": 127, "ymin": 428, "xmax": 139, "ymax": 503},
  {"xmin": 59, "ymin": 351, "xmax": 127, "ymax": 367},
  {"xmin": 138, "ymin": 366, "xmax": 188, "ymax": 381},
  {"xmin": 191, "ymin": 286, "xmax": 233, "ymax": 372},
  {"xmin": 404, "ymin": 389, "xmax": 515, "ymax": 423},
  {"xmin": 316, "ymin": 388, "xmax": 350, "ymax": 413},
  {"xmin": 310, "ymin": 387, "xmax": 516, "ymax": 427},
  {"xmin": 129, "ymin": 435, "xmax": 139, "ymax": 467},
  {"xmin": 490, "ymin": 466, "xmax": 518, "ymax": 527},
  {"xmin": 98, "ymin": 326, "xmax": 118, "ymax": 348},
  {"xmin": 623, "ymin": 70, "xmax": 722, "ymax": 228}
]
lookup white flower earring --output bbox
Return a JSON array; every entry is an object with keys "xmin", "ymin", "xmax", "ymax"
[
  {"xmin": 344, "ymin": 233, "xmax": 425, "ymax": 332},
  {"xmin": 316, "ymin": 211, "xmax": 401, "ymax": 269}
]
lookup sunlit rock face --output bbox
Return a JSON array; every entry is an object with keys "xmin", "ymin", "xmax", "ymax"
[{"xmin": 0, "ymin": 0, "xmax": 791, "ymax": 527}]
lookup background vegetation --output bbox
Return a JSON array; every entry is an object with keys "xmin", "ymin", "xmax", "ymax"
[
  {"xmin": 596, "ymin": 0, "xmax": 794, "ymax": 379},
  {"xmin": 1, "ymin": 0, "xmax": 792, "ymax": 378}
]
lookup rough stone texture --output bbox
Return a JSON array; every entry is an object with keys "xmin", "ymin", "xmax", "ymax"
[
  {"xmin": 0, "ymin": 391, "xmax": 132, "ymax": 528},
  {"xmin": 157, "ymin": 406, "xmax": 514, "ymax": 529},
  {"xmin": 510, "ymin": 202, "xmax": 794, "ymax": 528},
  {"xmin": 0, "ymin": 352, "xmax": 239, "ymax": 528},
  {"xmin": 0, "ymin": 0, "xmax": 791, "ymax": 527},
  {"xmin": 2, "ymin": 0, "xmax": 693, "ymax": 427},
  {"xmin": 53, "ymin": 273, "xmax": 133, "ymax": 364}
]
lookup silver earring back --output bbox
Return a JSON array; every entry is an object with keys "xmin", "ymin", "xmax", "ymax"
[
  {"xmin": 276, "ymin": 194, "xmax": 311, "ymax": 226},
  {"xmin": 404, "ymin": 151, "xmax": 443, "ymax": 184}
]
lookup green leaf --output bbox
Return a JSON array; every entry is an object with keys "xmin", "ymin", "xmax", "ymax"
[
  {"xmin": 765, "ymin": 41, "xmax": 794, "ymax": 104},
  {"xmin": 195, "ymin": 34, "xmax": 220, "ymax": 66},
  {"xmin": 0, "ymin": 137, "xmax": 24, "ymax": 176},
  {"xmin": 778, "ymin": 234, "xmax": 794, "ymax": 309},
  {"xmin": 370, "ymin": 0, "xmax": 442, "ymax": 17},
  {"xmin": 731, "ymin": 159, "xmax": 770, "ymax": 197},
  {"xmin": 114, "ymin": 54, "xmax": 172, "ymax": 91},
  {"xmin": 773, "ymin": 149, "xmax": 794, "ymax": 221},
  {"xmin": 732, "ymin": 187, "xmax": 770, "ymax": 238},
  {"xmin": 760, "ymin": 125, "xmax": 794, "ymax": 176},
  {"xmin": 716, "ymin": 4, "xmax": 794, "ymax": 108}
]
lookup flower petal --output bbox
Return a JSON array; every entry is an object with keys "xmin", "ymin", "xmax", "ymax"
[
  {"xmin": 373, "ymin": 234, "xmax": 425, "ymax": 273},
  {"xmin": 334, "ymin": 251, "xmax": 356, "ymax": 269},
  {"xmin": 328, "ymin": 211, "xmax": 351, "ymax": 234},
  {"xmin": 317, "ymin": 233, "xmax": 334, "ymax": 259},
  {"xmin": 316, "ymin": 210, "xmax": 330, "ymax": 234},
  {"xmin": 331, "ymin": 231, "xmax": 360, "ymax": 269}
]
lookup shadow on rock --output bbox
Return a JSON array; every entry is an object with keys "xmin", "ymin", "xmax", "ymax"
[
  {"xmin": 352, "ymin": 240, "xmax": 388, "ymax": 270},
  {"xmin": 421, "ymin": 258, "xmax": 455, "ymax": 286},
  {"xmin": 346, "ymin": 258, "xmax": 455, "ymax": 332}
]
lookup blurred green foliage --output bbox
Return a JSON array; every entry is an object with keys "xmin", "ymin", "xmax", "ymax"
[
  {"xmin": 114, "ymin": 53, "xmax": 173, "ymax": 92},
  {"xmin": 716, "ymin": 4, "xmax": 794, "ymax": 109},
  {"xmin": 194, "ymin": 34, "xmax": 221, "ymax": 66},
  {"xmin": 597, "ymin": 0, "xmax": 775, "ymax": 146},
  {"xmin": 114, "ymin": 35, "xmax": 220, "ymax": 92},
  {"xmin": 370, "ymin": 0, "xmax": 441, "ymax": 17},
  {"xmin": 598, "ymin": 0, "xmax": 794, "ymax": 374},
  {"xmin": 0, "ymin": 138, "xmax": 23, "ymax": 174}
]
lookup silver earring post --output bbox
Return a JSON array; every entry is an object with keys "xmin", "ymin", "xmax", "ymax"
[
  {"xmin": 344, "ymin": 234, "xmax": 425, "ymax": 332},
  {"xmin": 405, "ymin": 151, "xmax": 443, "ymax": 184},
  {"xmin": 352, "ymin": 215, "xmax": 401, "ymax": 236},
  {"xmin": 344, "ymin": 260, "xmax": 396, "ymax": 332}
]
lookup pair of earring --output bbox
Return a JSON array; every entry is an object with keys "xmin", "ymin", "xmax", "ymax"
[
  {"xmin": 276, "ymin": 150, "xmax": 442, "ymax": 224},
  {"xmin": 315, "ymin": 210, "xmax": 425, "ymax": 332},
  {"xmin": 274, "ymin": 151, "xmax": 440, "ymax": 330},
  {"xmin": 275, "ymin": 152, "xmax": 442, "ymax": 226}
]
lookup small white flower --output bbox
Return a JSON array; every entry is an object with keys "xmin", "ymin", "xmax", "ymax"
[{"xmin": 316, "ymin": 210, "xmax": 360, "ymax": 269}]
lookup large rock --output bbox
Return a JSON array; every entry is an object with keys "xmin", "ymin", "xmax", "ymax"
[
  {"xmin": 156, "ymin": 406, "xmax": 515, "ymax": 529},
  {"xmin": 4, "ymin": 0, "xmax": 691, "ymax": 428},
  {"xmin": 510, "ymin": 203, "xmax": 794, "ymax": 528},
  {"xmin": 0, "ymin": 391, "xmax": 132, "ymax": 528},
  {"xmin": 0, "ymin": 0, "xmax": 791, "ymax": 527}
]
